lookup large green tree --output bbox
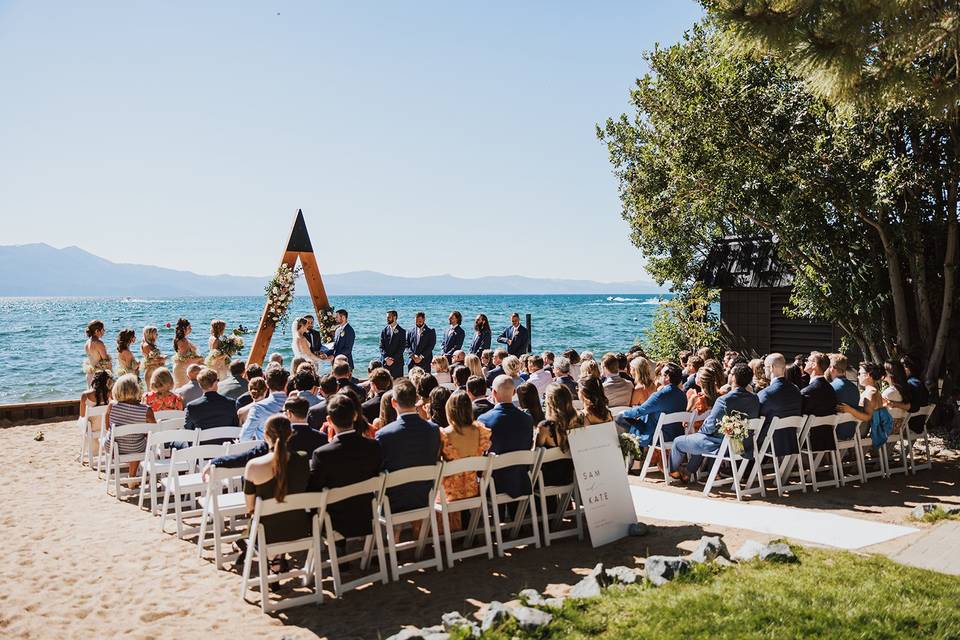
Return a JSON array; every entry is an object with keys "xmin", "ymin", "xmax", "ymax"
[{"xmin": 598, "ymin": 23, "xmax": 958, "ymax": 391}]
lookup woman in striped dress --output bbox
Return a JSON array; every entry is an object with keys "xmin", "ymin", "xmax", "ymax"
[{"xmin": 104, "ymin": 374, "xmax": 156, "ymax": 478}]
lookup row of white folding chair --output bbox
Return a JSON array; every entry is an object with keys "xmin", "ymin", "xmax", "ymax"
[
  {"xmin": 160, "ymin": 443, "xmax": 236, "ymax": 539},
  {"xmin": 102, "ymin": 422, "xmax": 172, "ymax": 499},
  {"xmin": 77, "ymin": 405, "xmax": 109, "ymax": 468},
  {"xmin": 699, "ymin": 417, "xmax": 765, "ymax": 501},
  {"xmin": 636, "ymin": 411, "xmax": 699, "ymax": 484}
]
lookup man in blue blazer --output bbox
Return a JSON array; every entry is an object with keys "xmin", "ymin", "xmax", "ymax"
[
  {"xmin": 756, "ymin": 353, "xmax": 804, "ymax": 456},
  {"xmin": 379, "ymin": 310, "xmax": 406, "ymax": 378},
  {"xmin": 477, "ymin": 375, "xmax": 534, "ymax": 498},
  {"xmin": 406, "ymin": 311, "xmax": 437, "ymax": 373},
  {"xmin": 330, "ymin": 308, "xmax": 356, "ymax": 370},
  {"xmin": 670, "ymin": 363, "xmax": 760, "ymax": 480},
  {"xmin": 801, "ymin": 351, "xmax": 838, "ymax": 451},
  {"xmin": 497, "ymin": 313, "xmax": 529, "ymax": 357},
  {"xmin": 827, "ymin": 353, "xmax": 861, "ymax": 440},
  {"xmin": 615, "ymin": 363, "xmax": 688, "ymax": 446},
  {"xmin": 441, "ymin": 311, "xmax": 465, "ymax": 363},
  {"xmin": 184, "ymin": 368, "xmax": 239, "ymax": 432},
  {"xmin": 375, "ymin": 379, "xmax": 441, "ymax": 512}
]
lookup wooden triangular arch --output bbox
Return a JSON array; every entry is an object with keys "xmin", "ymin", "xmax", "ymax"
[{"xmin": 247, "ymin": 209, "xmax": 330, "ymax": 366}]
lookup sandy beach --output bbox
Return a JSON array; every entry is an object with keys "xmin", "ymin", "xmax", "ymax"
[{"xmin": 1, "ymin": 419, "xmax": 956, "ymax": 639}]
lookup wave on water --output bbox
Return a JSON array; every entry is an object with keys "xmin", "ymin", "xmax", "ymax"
[
  {"xmin": 605, "ymin": 296, "xmax": 666, "ymax": 304},
  {"xmin": 120, "ymin": 298, "xmax": 166, "ymax": 303}
]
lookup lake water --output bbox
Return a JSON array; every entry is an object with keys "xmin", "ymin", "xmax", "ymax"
[{"xmin": 0, "ymin": 294, "xmax": 667, "ymax": 403}]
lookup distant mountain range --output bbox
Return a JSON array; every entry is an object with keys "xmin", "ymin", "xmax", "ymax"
[{"xmin": 0, "ymin": 243, "xmax": 663, "ymax": 296}]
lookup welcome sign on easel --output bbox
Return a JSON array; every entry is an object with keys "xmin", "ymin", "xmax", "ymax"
[{"xmin": 568, "ymin": 422, "xmax": 637, "ymax": 547}]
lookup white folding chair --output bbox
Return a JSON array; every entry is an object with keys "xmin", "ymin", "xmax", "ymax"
[
  {"xmin": 638, "ymin": 411, "xmax": 694, "ymax": 484},
  {"xmin": 799, "ymin": 414, "xmax": 841, "ymax": 491},
  {"xmin": 196, "ymin": 426, "xmax": 242, "ymax": 444},
  {"xmin": 103, "ymin": 422, "xmax": 160, "ymax": 500},
  {"xmin": 155, "ymin": 409, "xmax": 186, "ymax": 422},
  {"xmin": 858, "ymin": 420, "xmax": 888, "ymax": 480},
  {"xmin": 904, "ymin": 404, "xmax": 935, "ymax": 473},
  {"xmin": 320, "ymin": 475, "xmax": 389, "ymax": 597},
  {"xmin": 883, "ymin": 406, "xmax": 910, "ymax": 476},
  {"xmin": 535, "ymin": 448, "xmax": 583, "ymax": 544},
  {"xmin": 487, "ymin": 450, "xmax": 544, "ymax": 556},
  {"xmin": 225, "ymin": 440, "xmax": 264, "ymax": 457},
  {"xmin": 609, "ymin": 406, "xmax": 631, "ymax": 417},
  {"xmin": 78, "ymin": 405, "xmax": 108, "ymax": 467},
  {"xmin": 834, "ymin": 418, "xmax": 866, "ymax": 485},
  {"xmin": 240, "ymin": 493, "xmax": 325, "ymax": 613},
  {"xmin": 701, "ymin": 418, "xmax": 764, "ymax": 501},
  {"xmin": 138, "ymin": 428, "xmax": 199, "ymax": 514},
  {"xmin": 197, "ymin": 464, "xmax": 249, "ymax": 570},
  {"xmin": 379, "ymin": 463, "xmax": 444, "ymax": 581},
  {"xmin": 160, "ymin": 444, "xmax": 226, "ymax": 539},
  {"xmin": 435, "ymin": 456, "xmax": 494, "ymax": 567},
  {"xmin": 744, "ymin": 415, "xmax": 808, "ymax": 497}
]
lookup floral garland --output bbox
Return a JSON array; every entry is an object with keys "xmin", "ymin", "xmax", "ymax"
[
  {"xmin": 315, "ymin": 306, "xmax": 338, "ymax": 343},
  {"xmin": 264, "ymin": 264, "xmax": 301, "ymax": 328}
]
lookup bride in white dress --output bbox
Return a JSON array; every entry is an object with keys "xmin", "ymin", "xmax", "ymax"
[{"xmin": 291, "ymin": 316, "xmax": 323, "ymax": 365}]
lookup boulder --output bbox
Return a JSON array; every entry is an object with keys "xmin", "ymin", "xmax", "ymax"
[
  {"xmin": 689, "ymin": 536, "xmax": 730, "ymax": 564},
  {"xmin": 604, "ymin": 565, "xmax": 640, "ymax": 585},
  {"xmin": 509, "ymin": 605, "xmax": 553, "ymax": 632},
  {"xmin": 759, "ymin": 542, "xmax": 797, "ymax": 563},
  {"xmin": 628, "ymin": 522, "xmax": 650, "ymax": 537},
  {"xmin": 542, "ymin": 597, "xmax": 566, "ymax": 609},
  {"xmin": 644, "ymin": 555, "xmax": 692, "ymax": 586},
  {"xmin": 386, "ymin": 628, "xmax": 430, "ymax": 640},
  {"xmin": 519, "ymin": 588, "xmax": 545, "ymax": 606},
  {"xmin": 732, "ymin": 540, "xmax": 766, "ymax": 562},
  {"xmin": 481, "ymin": 602, "xmax": 511, "ymax": 632},
  {"xmin": 441, "ymin": 611, "xmax": 479, "ymax": 637},
  {"xmin": 912, "ymin": 504, "xmax": 938, "ymax": 519},
  {"xmin": 569, "ymin": 574, "xmax": 603, "ymax": 599}
]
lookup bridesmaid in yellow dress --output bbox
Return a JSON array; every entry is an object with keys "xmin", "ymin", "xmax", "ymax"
[
  {"xmin": 171, "ymin": 318, "xmax": 203, "ymax": 387},
  {"xmin": 204, "ymin": 319, "xmax": 231, "ymax": 381},
  {"xmin": 140, "ymin": 325, "xmax": 166, "ymax": 389},
  {"xmin": 114, "ymin": 328, "xmax": 141, "ymax": 386}
]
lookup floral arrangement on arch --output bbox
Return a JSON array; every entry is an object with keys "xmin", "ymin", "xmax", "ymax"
[
  {"xmin": 264, "ymin": 263, "xmax": 302, "ymax": 329},
  {"xmin": 718, "ymin": 411, "xmax": 752, "ymax": 455},
  {"xmin": 315, "ymin": 306, "xmax": 338, "ymax": 343}
]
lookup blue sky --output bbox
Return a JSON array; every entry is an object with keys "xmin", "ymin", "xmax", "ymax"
[{"xmin": 0, "ymin": 1, "xmax": 702, "ymax": 282}]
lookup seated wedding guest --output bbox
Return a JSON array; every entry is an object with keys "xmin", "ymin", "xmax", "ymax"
[
  {"xmin": 184, "ymin": 367, "xmax": 239, "ymax": 432},
  {"xmin": 432, "ymin": 355, "xmax": 452, "ymax": 384},
  {"xmin": 375, "ymin": 379, "xmax": 441, "ymax": 512},
  {"xmin": 464, "ymin": 353, "xmax": 484, "ymax": 380},
  {"xmin": 517, "ymin": 382, "xmax": 546, "ymax": 424},
  {"xmin": 477, "ymin": 376, "xmax": 535, "ymax": 498},
  {"xmin": 480, "ymin": 349, "xmax": 494, "ymax": 373},
  {"xmin": 578, "ymin": 358, "xmax": 601, "ymax": 381},
  {"xmin": 577, "ymin": 377, "xmax": 613, "ymax": 425},
  {"xmin": 174, "ymin": 364, "xmax": 204, "ymax": 405},
  {"xmin": 239, "ymin": 367, "xmax": 289, "ymax": 441},
  {"xmin": 629, "ymin": 356, "xmax": 656, "ymax": 406},
  {"xmin": 827, "ymin": 353, "xmax": 861, "ymax": 439},
  {"xmin": 415, "ymin": 373, "xmax": 440, "ymax": 419},
  {"xmin": 563, "ymin": 349, "xmax": 582, "ymax": 380},
  {"xmin": 756, "ymin": 353, "xmax": 803, "ymax": 457},
  {"xmin": 784, "ymin": 360, "xmax": 805, "ymax": 388},
  {"xmin": 290, "ymin": 370, "xmax": 321, "ymax": 407},
  {"xmin": 268, "ymin": 353, "xmax": 284, "ymax": 367},
  {"xmin": 306, "ymin": 374, "xmax": 341, "ymax": 430},
  {"xmin": 79, "ymin": 370, "xmax": 113, "ymax": 455},
  {"xmin": 429, "ymin": 386, "xmax": 452, "ymax": 428},
  {"xmin": 601, "ymin": 353, "xmax": 634, "ymax": 407},
  {"xmin": 439, "ymin": 391, "xmax": 492, "ymax": 529},
  {"xmin": 678, "ymin": 350, "xmax": 692, "ymax": 370},
  {"xmin": 697, "ymin": 346, "xmax": 714, "ymax": 362},
  {"xmin": 897, "ymin": 355, "xmax": 930, "ymax": 434},
  {"xmin": 484, "ymin": 349, "xmax": 508, "ymax": 386},
  {"xmin": 801, "ymin": 351, "xmax": 839, "ymax": 450},
  {"xmin": 793, "ymin": 353, "xmax": 811, "ymax": 387},
  {"xmin": 552, "ymin": 356, "xmax": 578, "ymax": 394},
  {"xmin": 837, "ymin": 362, "xmax": 893, "ymax": 448},
  {"xmin": 368, "ymin": 359, "xmax": 383, "ymax": 376},
  {"xmin": 542, "ymin": 351, "xmax": 555, "ymax": 374},
  {"xmin": 685, "ymin": 364, "xmax": 720, "ymax": 432},
  {"xmin": 518, "ymin": 354, "xmax": 531, "ymax": 381},
  {"xmin": 451, "ymin": 350, "xmax": 467, "ymax": 369},
  {"xmin": 581, "ymin": 351, "xmax": 595, "ymax": 363},
  {"xmin": 238, "ymin": 377, "xmax": 268, "ymax": 423},
  {"xmin": 749, "ymin": 358, "xmax": 770, "ymax": 392},
  {"xmin": 144, "ymin": 367, "xmax": 183, "ymax": 412},
  {"xmin": 537, "ymin": 383, "xmax": 583, "ymax": 487},
  {"xmin": 286, "ymin": 358, "xmax": 307, "ymax": 391},
  {"xmin": 616, "ymin": 353, "xmax": 633, "ymax": 383},
  {"xmin": 335, "ymin": 386, "xmax": 372, "ymax": 438},
  {"xmin": 682, "ymin": 356, "xmax": 703, "ymax": 392},
  {"xmin": 243, "ymin": 415, "xmax": 311, "ymax": 554},
  {"xmin": 452, "ymin": 365, "xmax": 470, "ymax": 390},
  {"xmin": 235, "ymin": 364, "xmax": 264, "ymax": 411},
  {"xmin": 332, "ymin": 361, "xmax": 365, "ymax": 399},
  {"xmin": 371, "ymin": 390, "xmax": 397, "ymax": 434},
  {"xmin": 722, "ymin": 351, "xmax": 739, "ymax": 372},
  {"xmin": 104, "ymin": 374, "xmax": 156, "ymax": 478},
  {"xmin": 614, "ymin": 363, "xmax": 687, "ymax": 445},
  {"xmin": 218, "ymin": 360, "xmax": 248, "ymax": 401},
  {"xmin": 526, "ymin": 355, "xmax": 553, "ymax": 397},
  {"xmin": 284, "ymin": 396, "xmax": 327, "ymax": 455},
  {"xmin": 470, "ymin": 314, "xmax": 492, "ymax": 357},
  {"xmin": 362, "ymin": 368, "xmax": 393, "ymax": 423},
  {"xmin": 308, "ymin": 394, "xmax": 383, "ymax": 538},
  {"xmin": 670, "ymin": 363, "xmax": 759, "ymax": 482},
  {"xmin": 467, "ymin": 375, "xmax": 494, "ymax": 418},
  {"xmin": 502, "ymin": 355, "xmax": 523, "ymax": 386},
  {"xmin": 882, "ymin": 359, "xmax": 910, "ymax": 433}
]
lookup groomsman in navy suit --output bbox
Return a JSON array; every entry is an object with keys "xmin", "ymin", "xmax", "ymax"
[
  {"xmin": 441, "ymin": 311, "xmax": 465, "ymax": 363},
  {"xmin": 801, "ymin": 351, "xmax": 838, "ymax": 451},
  {"xmin": 406, "ymin": 312, "xmax": 437, "ymax": 373},
  {"xmin": 379, "ymin": 310, "xmax": 406, "ymax": 378},
  {"xmin": 497, "ymin": 313, "xmax": 529, "ymax": 357},
  {"xmin": 330, "ymin": 308, "xmax": 356, "ymax": 370}
]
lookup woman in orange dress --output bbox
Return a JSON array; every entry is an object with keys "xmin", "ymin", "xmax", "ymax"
[
  {"xmin": 143, "ymin": 367, "xmax": 184, "ymax": 412},
  {"xmin": 438, "ymin": 390, "xmax": 491, "ymax": 530},
  {"xmin": 686, "ymin": 363, "xmax": 721, "ymax": 432}
]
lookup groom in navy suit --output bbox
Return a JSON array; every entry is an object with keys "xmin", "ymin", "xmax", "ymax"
[
  {"xmin": 406, "ymin": 312, "xmax": 437, "ymax": 373},
  {"xmin": 379, "ymin": 310, "xmax": 406, "ymax": 378},
  {"xmin": 441, "ymin": 311, "xmax": 465, "ymax": 363},
  {"xmin": 330, "ymin": 308, "xmax": 356, "ymax": 370},
  {"xmin": 497, "ymin": 313, "xmax": 529, "ymax": 357}
]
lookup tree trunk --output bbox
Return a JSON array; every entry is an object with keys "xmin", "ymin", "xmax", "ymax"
[
  {"xmin": 859, "ymin": 208, "xmax": 914, "ymax": 355},
  {"xmin": 924, "ymin": 218, "xmax": 959, "ymax": 386},
  {"xmin": 909, "ymin": 226, "xmax": 935, "ymax": 353}
]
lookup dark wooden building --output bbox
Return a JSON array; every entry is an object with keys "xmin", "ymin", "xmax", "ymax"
[{"xmin": 700, "ymin": 237, "xmax": 846, "ymax": 359}]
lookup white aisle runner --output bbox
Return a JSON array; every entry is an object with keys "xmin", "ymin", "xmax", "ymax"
[{"xmin": 631, "ymin": 485, "xmax": 917, "ymax": 550}]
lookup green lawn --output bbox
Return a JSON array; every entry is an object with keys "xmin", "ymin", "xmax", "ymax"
[{"xmin": 476, "ymin": 547, "xmax": 960, "ymax": 639}]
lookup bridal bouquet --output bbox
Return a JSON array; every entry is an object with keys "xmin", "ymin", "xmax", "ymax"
[
  {"xmin": 718, "ymin": 411, "xmax": 751, "ymax": 455},
  {"xmin": 315, "ymin": 306, "xmax": 338, "ymax": 343},
  {"xmin": 619, "ymin": 432, "xmax": 643, "ymax": 461},
  {"xmin": 218, "ymin": 332, "xmax": 245, "ymax": 357},
  {"xmin": 144, "ymin": 346, "xmax": 166, "ymax": 366},
  {"xmin": 264, "ymin": 264, "xmax": 301, "ymax": 328}
]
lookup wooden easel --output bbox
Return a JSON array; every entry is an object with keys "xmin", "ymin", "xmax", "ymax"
[{"xmin": 246, "ymin": 210, "xmax": 330, "ymax": 366}]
